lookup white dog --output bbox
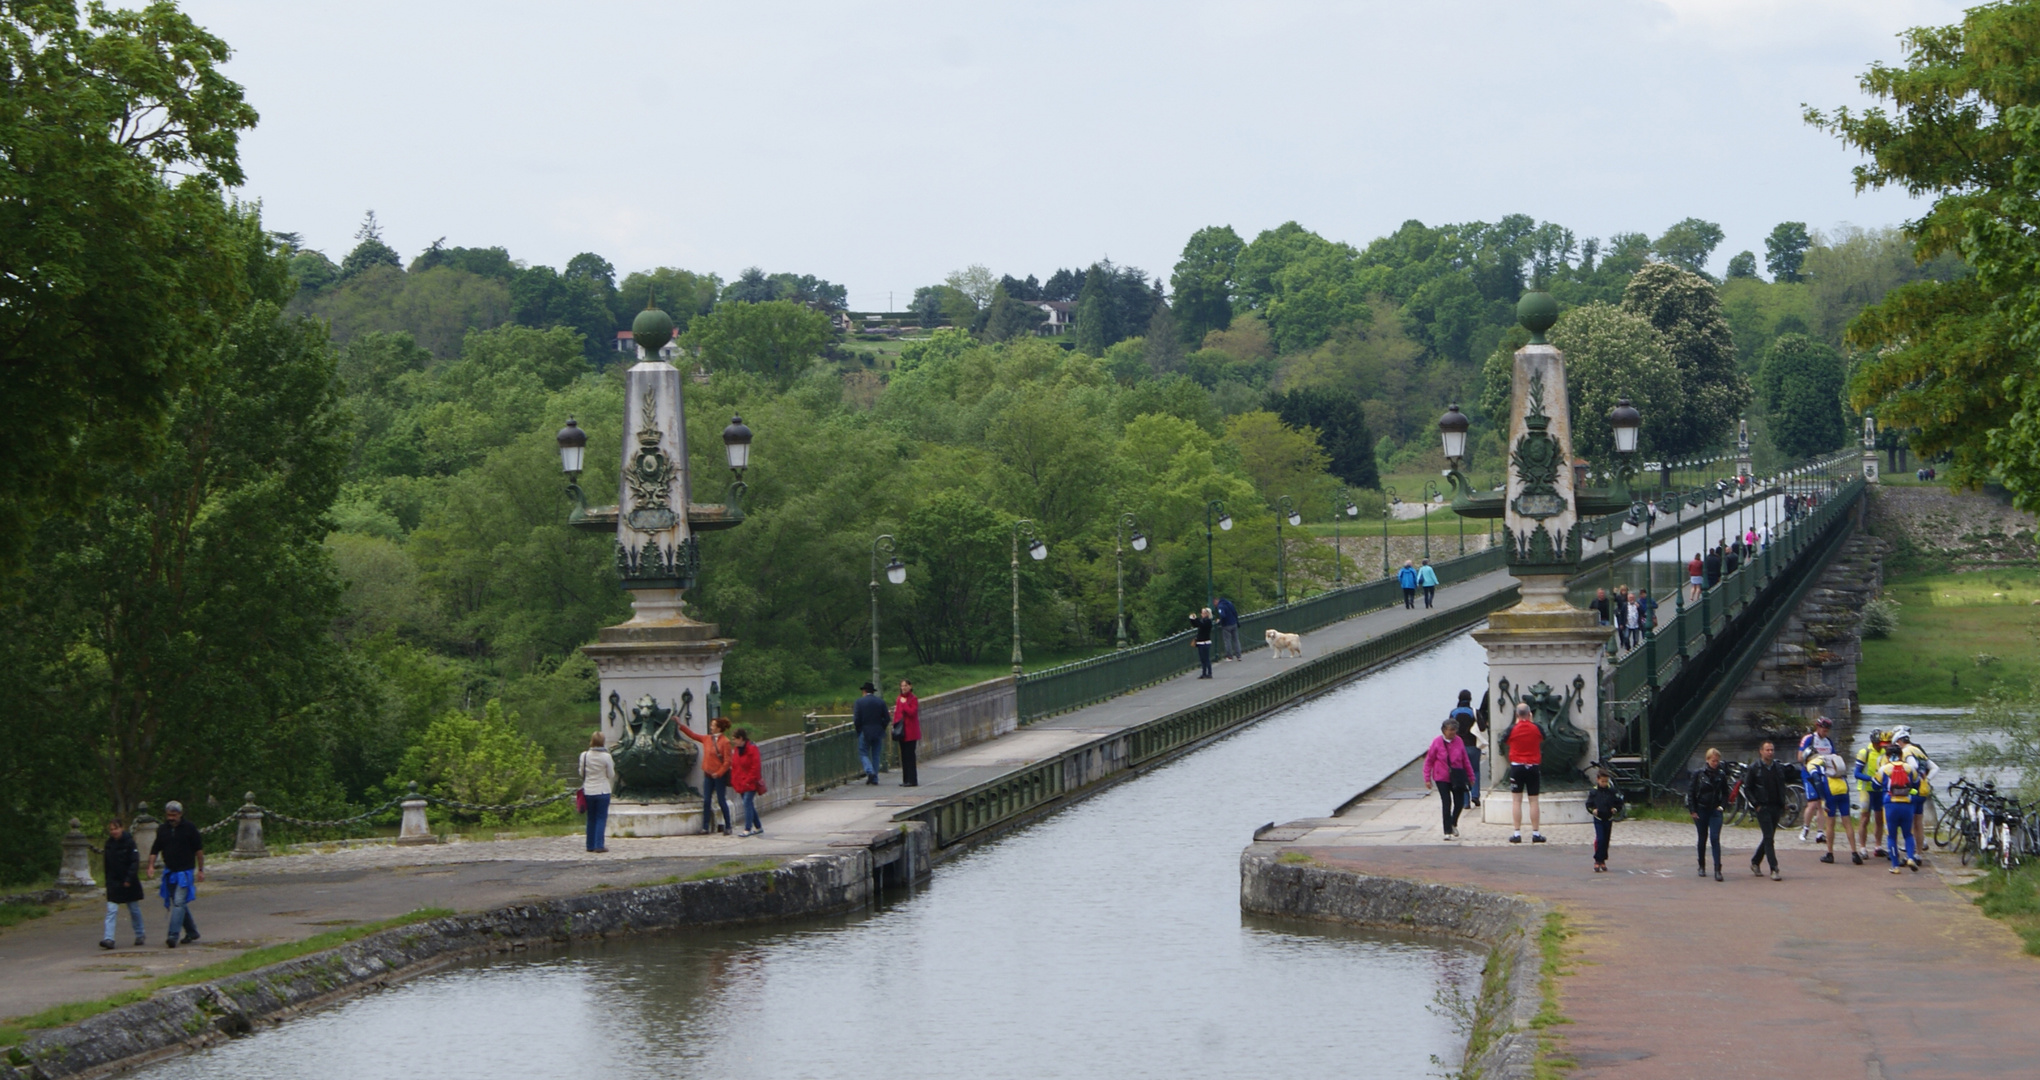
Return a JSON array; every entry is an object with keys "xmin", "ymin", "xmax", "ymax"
[{"xmin": 1265, "ymin": 628, "xmax": 1303, "ymax": 659}]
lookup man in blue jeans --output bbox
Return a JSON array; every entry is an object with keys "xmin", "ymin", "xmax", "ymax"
[
  {"xmin": 146, "ymin": 801, "xmax": 204, "ymax": 948},
  {"xmin": 1398, "ymin": 560, "xmax": 1418, "ymax": 609},
  {"xmin": 1215, "ymin": 596, "xmax": 1241, "ymax": 661},
  {"xmin": 851, "ymin": 682, "xmax": 890, "ymax": 785}
]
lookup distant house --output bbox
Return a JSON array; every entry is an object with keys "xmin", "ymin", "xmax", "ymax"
[
  {"xmin": 1036, "ymin": 300, "xmax": 1075, "ymax": 335},
  {"xmin": 614, "ymin": 330, "xmax": 681, "ymax": 361}
]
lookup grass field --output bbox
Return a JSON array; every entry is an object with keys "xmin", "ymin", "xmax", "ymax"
[{"xmin": 1859, "ymin": 567, "xmax": 2040, "ymax": 706}]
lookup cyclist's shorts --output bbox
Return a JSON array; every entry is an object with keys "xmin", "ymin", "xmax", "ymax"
[
  {"xmin": 1802, "ymin": 776, "xmax": 1822, "ymax": 801},
  {"xmin": 1508, "ymin": 763, "xmax": 1542, "ymax": 797},
  {"xmin": 1823, "ymin": 793, "xmax": 1851, "ymax": 818}
]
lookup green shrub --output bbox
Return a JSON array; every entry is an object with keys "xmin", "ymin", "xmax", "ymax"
[
  {"xmin": 1860, "ymin": 595, "xmax": 1901, "ymax": 638},
  {"xmin": 384, "ymin": 700, "xmax": 567, "ymax": 825}
]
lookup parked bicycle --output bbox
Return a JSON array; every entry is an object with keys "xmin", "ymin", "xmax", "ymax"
[
  {"xmin": 1935, "ymin": 777, "xmax": 2037, "ymax": 870},
  {"xmin": 1723, "ymin": 760, "xmax": 1803, "ymax": 829}
]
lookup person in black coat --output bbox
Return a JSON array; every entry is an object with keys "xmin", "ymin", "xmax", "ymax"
[
  {"xmin": 851, "ymin": 682, "xmax": 890, "ymax": 785},
  {"xmin": 1189, "ymin": 608, "xmax": 1215, "ymax": 679},
  {"xmin": 1688, "ymin": 748, "xmax": 1732, "ymax": 881},
  {"xmin": 1743, "ymin": 740, "xmax": 1794, "ymax": 880},
  {"xmin": 101, "ymin": 818, "xmax": 145, "ymax": 949},
  {"xmin": 1585, "ymin": 770, "xmax": 1625, "ymax": 873}
]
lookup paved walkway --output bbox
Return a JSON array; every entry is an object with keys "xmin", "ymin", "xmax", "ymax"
[
  {"xmin": 0, "ymin": 571, "xmax": 1515, "ymax": 1024},
  {"xmin": 1253, "ymin": 763, "xmax": 2040, "ymax": 1079}
]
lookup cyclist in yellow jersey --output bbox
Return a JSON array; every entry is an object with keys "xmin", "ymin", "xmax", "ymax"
[
  {"xmin": 1877, "ymin": 751, "xmax": 1922, "ymax": 872},
  {"xmin": 1854, "ymin": 731, "xmax": 1889, "ymax": 859}
]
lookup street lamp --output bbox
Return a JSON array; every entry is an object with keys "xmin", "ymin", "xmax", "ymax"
[
  {"xmin": 556, "ymin": 417, "xmax": 590, "ymax": 519},
  {"xmin": 1380, "ymin": 485, "xmax": 1399, "ymax": 577},
  {"xmin": 1438, "ymin": 402, "xmax": 1469, "ymax": 465},
  {"xmin": 1333, "ymin": 493, "xmax": 1358, "ymax": 585},
  {"xmin": 1115, "ymin": 512, "xmax": 1147, "ymax": 650},
  {"xmin": 869, "ymin": 535, "xmax": 905, "ymax": 692},
  {"xmin": 721, "ymin": 414, "xmax": 752, "ymax": 511},
  {"xmin": 1275, "ymin": 495, "xmax": 1300, "ymax": 606},
  {"xmin": 1011, "ymin": 519, "xmax": 1046, "ymax": 676},
  {"xmin": 1420, "ymin": 479, "xmax": 1442, "ymax": 561},
  {"xmin": 1204, "ymin": 500, "xmax": 1232, "ymax": 609}
]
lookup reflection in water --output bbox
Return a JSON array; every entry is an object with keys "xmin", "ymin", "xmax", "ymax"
[{"xmin": 138, "ymin": 637, "xmax": 1494, "ymax": 1080}]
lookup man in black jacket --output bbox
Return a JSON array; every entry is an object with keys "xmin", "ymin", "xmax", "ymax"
[
  {"xmin": 100, "ymin": 818, "xmax": 145, "ymax": 949},
  {"xmin": 1744, "ymin": 741, "xmax": 1793, "ymax": 881},
  {"xmin": 147, "ymin": 801, "xmax": 205, "ymax": 948},
  {"xmin": 851, "ymin": 682, "xmax": 890, "ymax": 786}
]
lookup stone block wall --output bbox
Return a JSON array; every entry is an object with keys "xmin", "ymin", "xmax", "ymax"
[
  {"xmin": 1865, "ymin": 485, "xmax": 2037, "ymax": 569},
  {"xmin": 914, "ymin": 675, "xmax": 1016, "ymax": 757}
]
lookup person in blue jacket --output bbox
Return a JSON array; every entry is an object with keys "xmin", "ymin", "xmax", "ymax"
[
  {"xmin": 1215, "ymin": 596, "xmax": 1241, "ymax": 661},
  {"xmin": 1416, "ymin": 558, "xmax": 1440, "ymax": 608},
  {"xmin": 1398, "ymin": 560, "xmax": 1418, "ymax": 609}
]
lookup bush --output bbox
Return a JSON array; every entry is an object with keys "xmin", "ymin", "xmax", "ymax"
[
  {"xmin": 384, "ymin": 700, "xmax": 568, "ymax": 825},
  {"xmin": 1860, "ymin": 595, "xmax": 1901, "ymax": 638}
]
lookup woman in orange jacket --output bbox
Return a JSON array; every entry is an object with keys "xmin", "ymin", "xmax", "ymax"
[{"xmin": 679, "ymin": 717, "xmax": 734, "ymax": 834}]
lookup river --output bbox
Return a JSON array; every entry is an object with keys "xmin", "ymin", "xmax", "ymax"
[{"xmin": 134, "ymin": 636, "xmax": 1495, "ymax": 1080}]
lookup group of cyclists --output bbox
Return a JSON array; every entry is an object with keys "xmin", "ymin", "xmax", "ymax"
[{"xmin": 1790, "ymin": 716, "xmax": 1937, "ymax": 874}]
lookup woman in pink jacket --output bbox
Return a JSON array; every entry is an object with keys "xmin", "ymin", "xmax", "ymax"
[{"xmin": 1424, "ymin": 717, "xmax": 1475, "ymax": 839}]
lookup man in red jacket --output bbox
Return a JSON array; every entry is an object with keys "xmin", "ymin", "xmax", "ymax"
[{"xmin": 1506, "ymin": 703, "xmax": 1546, "ymax": 844}]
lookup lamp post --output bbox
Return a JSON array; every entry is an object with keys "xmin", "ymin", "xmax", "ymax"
[
  {"xmin": 1275, "ymin": 495, "xmax": 1300, "ymax": 606},
  {"xmin": 1438, "ymin": 404, "xmax": 1469, "ymax": 559},
  {"xmin": 1332, "ymin": 493, "xmax": 1358, "ymax": 585},
  {"xmin": 869, "ymin": 534, "xmax": 905, "ymax": 692},
  {"xmin": 1115, "ymin": 512, "xmax": 1147, "ymax": 649},
  {"xmin": 1380, "ymin": 485, "xmax": 1398, "ymax": 577},
  {"xmin": 1420, "ymin": 479, "xmax": 1443, "ymax": 561},
  {"xmin": 1204, "ymin": 500, "xmax": 1232, "ymax": 609},
  {"xmin": 1011, "ymin": 520, "xmax": 1047, "ymax": 676}
]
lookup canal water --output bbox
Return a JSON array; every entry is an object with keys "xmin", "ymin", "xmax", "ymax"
[{"xmin": 136, "ymin": 637, "xmax": 1494, "ymax": 1080}]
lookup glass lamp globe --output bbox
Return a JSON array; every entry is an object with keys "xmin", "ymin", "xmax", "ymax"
[{"xmin": 885, "ymin": 558, "xmax": 907, "ymax": 586}]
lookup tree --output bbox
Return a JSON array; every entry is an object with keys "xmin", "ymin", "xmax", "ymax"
[
  {"xmin": 411, "ymin": 240, "xmax": 518, "ymax": 280},
  {"xmin": 1072, "ymin": 266, "xmax": 1115, "ymax": 355},
  {"xmin": 894, "ymin": 491, "xmax": 1011, "ymax": 664},
  {"xmin": 1223, "ymin": 411, "xmax": 1330, "ymax": 504},
  {"xmin": 1546, "ymin": 303, "xmax": 1684, "ymax": 462},
  {"xmin": 386, "ymin": 701, "xmax": 565, "ymax": 825},
  {"xmin": 617, "ymin": 267, "xmax": 720, "ymax": 325},
  {"xmin": 1759, "ymin": 333, "xmax": 1848, "ymax": 457},
  {"xmin": 1171, "ymin": 225, "xmax": 1244, "ymax": 344},
  {"xmin": 1726, "ymin": 251, "xmax": 1760, "ymax": 279},
  {"xmin": 981, "ymin": 285, "xmax": 1048, "ymax": 342},
  {"xmin": 681, "ymin": 300, "xmax": 832, "ymax": 389},
  {"xmin": 1764, "ymin": 222, "xmax": 1812, "ymax": 283},
  {"xmin": 1042, "ymin": 267, "xmax": 1085, "ymax": 301},
  {"xmin": 1651, "ymin": 217, "xmax": 1726, "ymax": 278},
  {"xmin": 341, "ymin": 211, "xmax": 403, "ymax": 280},
  {"xmin": 0, "ymin": 0, "xmax": 264, "ymax": 575},
  {"xmin": 944, "ymin": 264, "xmax": 998, "ymax": 310},
  {"xmin": 1621, "ymin": 264, "xmax": 1750, "ymax": 457},
  {"xmin": 1272, "ymin": 388, "xmax": 1378, "ymax": 489},
  {"xmin": 510, "ymin": 264, "xmax": 614, "ymax": 362}
]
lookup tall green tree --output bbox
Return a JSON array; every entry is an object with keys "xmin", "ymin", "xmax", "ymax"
[
  {"xmin": 1272, "ymin": 388, "xmax": 1378, "ymax": 489},
  {"xmin": 1765, "ymin": 222, "xmax": 1812, "ymax": 283},
  {"xmin": 1652, "ymin": 217, "xmax": 1726, "ymax": 278},
  {"xmin": 341, "ymin": 211, "xmax": 402, "ymax": 280},
  {"xmin": 681, "ymin": 300, "xmax": 833, "ymax": 389},
  {"xmin": 1726, "ymin": 251, "xmax": 1759, "ymax": 279},
  {"xmin": 0, "ymin": 0, "xmax": 263, "ymax": 575},
  {"xmin": 1171, "ymin": 225, "xmax": 1244, "ymax": 344},
  {"xmin": 1621, "ymin": 264, "xmax": 1750, "ymax": 457},
  {"xmin": 1546, "ymin": 302, "xmax": 1684, "ymax": 462},
  {"xmin": 1758, "ymin": 333, "xmax": 1848, "ymax": 457}
]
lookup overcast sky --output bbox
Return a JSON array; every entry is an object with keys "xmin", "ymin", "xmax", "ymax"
[{"xmin": 183, "ymin": 0, "xmax": 1965, "ymax": 310}]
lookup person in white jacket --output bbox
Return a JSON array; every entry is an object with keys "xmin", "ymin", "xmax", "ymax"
[{"xmin": 579, "ymin": 732, "xmax": 616, "ymax": 853}]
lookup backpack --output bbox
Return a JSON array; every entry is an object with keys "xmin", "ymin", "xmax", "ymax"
[{"xmin": 1887, "ymin": 760, "xmax": 1913, "ymax": 801}]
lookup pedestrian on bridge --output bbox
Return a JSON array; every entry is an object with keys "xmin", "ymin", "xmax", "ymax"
[
  {"xmin": 679, "ymin": 718, "xmax": 733, "ymax": 834},
  {"xmin": 1398, "ymin": 561, "xmax": 1419, "ymax": 609},
  {"xmin": 1215, "ymin": 597, "xmax": 1242, "ymax": 661},
  {"xmin": 146, "ymin": 801, "xmax": 204, "ymax": 948},
  {"xmin": 1637, "ymin": 588, "xmax": 1657, "ymax": 634},
  {"xmin": 1687, "ymin": 554, "xmax": 1704, "ymax": 602},
  {"xmin": 1745, "ymin": 741, "xmax": 1793, "ymax": 881},
  {"xmin": 1189, "ymin": 608, "xmax": 1215, "ymax": 678},
  {"xmin": 1703, "ymin": 546, "xmax": 1723, "ymax": 589},
  {"xmin": 1689, "ymin": 748, "xmax": 1731, "ymax": 881},
  {"xmin": 1587, "ymin": 769, "xmax": 1623, "ymax": 872},
  {"xmin": 1589, "ymin": 587, "xmax": 1610, "ymax": 627},
  {"xmin": 579, "ymin": 732, "xmax": 615, "ymax": 852},
  {"xmin": 1416, "ymin": 558, "xmax": 1439, "ymax": 608},
  {"xmin": 1424, "ymin": 717, "xmax": 1474, "ymax": 839},
  {"xmin": 893, "ymin": 679, "xmax": 921, "ymax": 787},
  {"xmin": 853, "ymin": 683, "xmax": 890, "ymax": 785},
  {"xmin": 1450, "ymin": 690, "xmax": 1481, "ymax": 805},
  {"xmin": 1505, "ymin": 704, "xmax": 1546, "ymax": 845},
  {"xmin": 100, "ymin": 818, "xmax": 145, "ymax": 950},
  {"xmin": 729, "ymin": 727, "xmax": 765, "ymax": 837}
]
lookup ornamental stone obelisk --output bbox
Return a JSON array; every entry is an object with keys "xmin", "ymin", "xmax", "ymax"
[
  {"xmin": 578, "ymin": 306, "xmax": 731, "ymax": 836},
  {"xmin": 1473, "ymin": 294, "xmax": 1610, "ymax": 824}
]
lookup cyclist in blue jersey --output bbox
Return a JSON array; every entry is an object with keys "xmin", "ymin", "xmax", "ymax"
[{"xmin": 1808, "ymin": 751, "xmax": 1862, "ymax": 864}]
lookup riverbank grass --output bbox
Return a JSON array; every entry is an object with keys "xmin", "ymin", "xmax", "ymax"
[
  {"xmin": 1533, "ymin": 911, "xmax": 1576, "ymax": 1079},
  {"xmin": 1859, "ymin": 568, "xmax": 2040, "ymax": 706},
  {"xmin": 1971, "ymin": 863, "xmax": 2040, "ymax": 956},
  {"xmin": 0, "ymin": 907, "xmax": 455, "ymax": 1049}
]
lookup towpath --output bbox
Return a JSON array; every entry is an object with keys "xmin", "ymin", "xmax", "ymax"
[{"xmin": 1, "ymin": 569, "xmax": 1513, "ymax": 1023}]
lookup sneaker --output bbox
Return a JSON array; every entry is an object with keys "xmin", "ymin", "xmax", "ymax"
[
  {"xmin": 1750, "ymin": 860, "xmax": 1762, "ymax": 876},
  {"xmin": 1873, "ymin": 847, "xmax": 1886, "ymax": 858},
  {"xmin": 1531, "ymin": 833, "xmax": 1547, "ymax": 844},
  {"xmin": 1890, "ymin": 866, "xmax": 1902, "ymax": 874},
  {"xmin": 1799, "ymin": 826, "xmax": 1810, "ymax": 841},
  {"xmin": 166, "ymin": 938, "xmax": 178, "ymax": 949},
  {"xmin": 1771, "ymin": 869, "xmax": 1782, "ymax": 881},
  {"xmin": 1509, "ymin": 833, "xmax": 1522, "ymax": 844},
  {"xmin": 1851, "ymin": 851, "xmax": 1864, "ymax": 865},
  {"xmin": 134, "ymin": 936, "xmax": 146, "ymax": 947},
  {"xmin": 1907, "ymin": 858, "xmax": 1919, "ymax": 872},
  {"xmin": 99, "ymin": 939, "xmax": 114, "ymax": 950},
  {"xmin": 1820, "ymin": 852, "xmax": 1835, "ymax": 864},
  {"xmin": 1815, "ymin": 831, "xmax": 1826, "ymax": 844},
  {"xmin": 1714, "ymin": 867, "xmax": 1724, "ymax": 881}
]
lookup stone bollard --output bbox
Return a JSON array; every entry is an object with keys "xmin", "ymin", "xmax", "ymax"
[
  {"xmin": 131, "ymin": 805, "xmax": 159, "ymax": 864},
  {"xmin": 231, "ymin": 792, "xmax": 269, "ymax": 859},
  {"xmin": 397, "ymin": 783, "xmax": 433, "ymax": 845},
  {"xmin": 56, "ymin": 818, "xmax": 96, "ymax": 889}
]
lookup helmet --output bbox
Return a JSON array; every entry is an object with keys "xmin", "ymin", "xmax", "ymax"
[
  {"xmin": 1866, "ymin": 729, "xmax": 1885, "ymax": 746},
  {"xmin": 1815, "ymin": 716, "xmax": 1833, "ymax": 729},
  {"xmin": 1892, "ymin": 725, "xmax": 1912, "ymax": 742}
]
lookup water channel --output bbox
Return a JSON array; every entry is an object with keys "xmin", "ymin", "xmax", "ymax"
[{"xmin": 137, "ymin": 636, "xmax": 1496, "ymax": 1080}]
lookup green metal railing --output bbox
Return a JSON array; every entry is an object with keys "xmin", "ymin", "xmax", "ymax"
[
  {"xmin": 1015, "ymin": 544, "xmax": 1507, "ymax": 723},
  {"xmin": 803, "ymin": 721, "xmax": 863, "ymax": 793},
  {"xmin": 901, "ymin": 586, "xmax": 1520, "ymax": 848}
]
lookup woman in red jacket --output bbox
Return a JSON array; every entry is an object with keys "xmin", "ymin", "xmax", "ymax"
[
  {"xmin": 894, "ymin": 679, "xmax": 921, "ymax": 787},
  {"xmin": 728, "ymin": 727, "xmax": 766, "ymax": 837}
]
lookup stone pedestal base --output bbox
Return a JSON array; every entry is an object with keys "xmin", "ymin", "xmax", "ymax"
[
  {"xmin": 607, "ymin": 800, "xmax": 707, "ymax": 838},
  {"xmin": 1481, "ymin": 789, "xmax": 1594, "ymax": 826},
  {"xmin": 397, "ymin": 798, "xmax": 435, "ymax": 845}
]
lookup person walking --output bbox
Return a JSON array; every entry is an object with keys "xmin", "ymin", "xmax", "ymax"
[
  {"xmin": 1505, "ymin": 703, "xmax": 1546, "ymax": 844},
  {"xmin": 100, "ymin": 818, "xmax": 145, "ymax": 949},
  {"xmin": 578, "ymin": 732, "xmax": 615, "ymax": 853},
  {"xmin": 1398, "ymin": 560, "xmax": 1419, "ymax": 609},
  {"xmin": 146, "ymin": 801, "xmax": 204, "ymax": 948},
  {"xmin": 1449, "ymin": 690, "xmax": 1481, "ymax": 806},
  {"xmin": 1215, "ymin": 596, "xmax": 1242, "ymax": 661},
  {"xmin": 1637, "ymin": 588, "xmax": 1658, "ymax": 636},
  {"xmin": 893, "ymin": 679, "xmax": 921, "ymax": 787},
  {"xmin": 852, "ymin": 682, "xmax": 890, "ymax": 784},
  {"xmin": 1416, "ymin": 558, "xmax": 1439, "ymax": 609},
  {"xmin": 1189, "ymin": 608, "xmax": 1215, "ymax": 678},
  {"xmin": 1424, "ymin": 717, "xmax": 1474, "ymax": 839},
  {"xmin": 1703, "ymin": 545, "xmax": 1723, "ymax": 589},
  {"xmin": 1687, "ymin": 553, "xmax": 1704, "ymax": 602},
  {"xmin": 678, "ymin": 718, "xmax": 733, "ymax": 834},
  {"xmin": 1891, "ymin": 726, "xmax": 1935, "ymax": 856},
  {"xmin": 1745, "ymin": 740, "xmax": 1793, "ymax": 880},
  {"xmin": 1689, "ymin": 748, "xmax": 1731, "ymax": 881},
  {"xmin": 1589, "ymin": 587, "xmax": 1610, "ymax": 627},
  {"xmin": 1586, "ymin": 769, "xmax": 1624, "ymax": 872},
  {"xmin": 1622, "ymin": 591, "xmax": 1643, "ymax": 653},
  {"xmin": 729, "ymin": 727, "xmax": 766, "ymax": 837}
]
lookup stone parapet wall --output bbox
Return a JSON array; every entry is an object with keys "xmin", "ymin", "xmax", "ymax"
[
  {"xmin": 754, "ymin": 731, "xmax": 805, "ymax": 812},
  {"xmin": 914, "ymin": 676, "xmax": 1016, "ymax": 758}
]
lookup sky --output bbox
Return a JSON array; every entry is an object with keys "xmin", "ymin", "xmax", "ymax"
[{"xmin": 183, "ymin": 0, "xmax": 1969, "ymax": 311}]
